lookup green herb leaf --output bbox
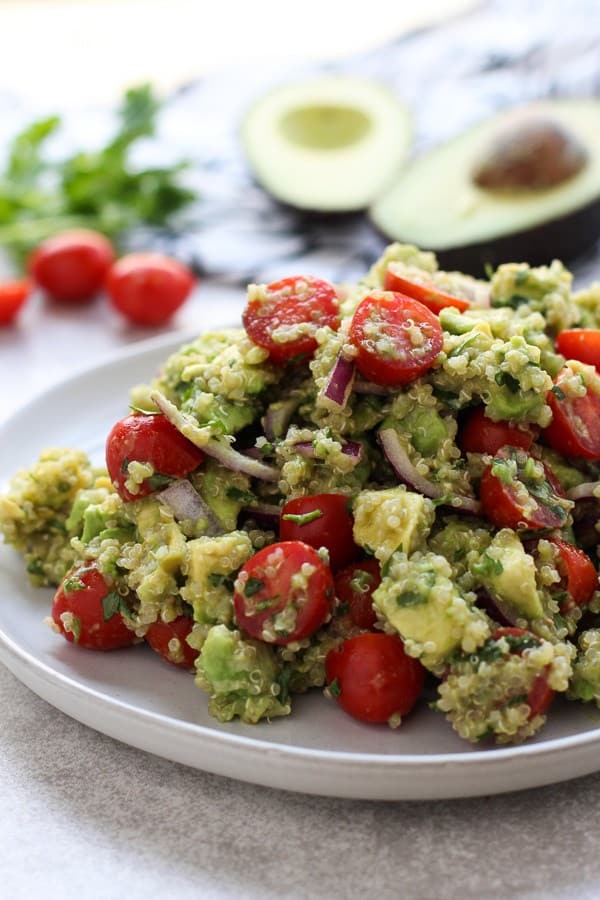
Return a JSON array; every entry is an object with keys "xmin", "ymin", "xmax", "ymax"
[
  {"xmin": 281, "ymin": 509, "xmax": 323, "ymax": 526},
  {"xmin": 244, "ymin": 577, "xmax": 265, "ymax": 598},
  {"xmin": 328, "ymin": 677, "xmax": 342, "ymax": 698},
  {"xmin": 63, "ymin": 575, "xmax": 85, "ymax": 594},
  {"xmin": 102, "ymin": 590, "xmax": 133, "ymax": 621},
  {"xmin": 225, "ymin": 486, "xmax": 256, "ymax": 504},
  {"xmin": 471, "ymin": 552, "xmax": 504, "ymax": 578},
  {"xmin": 145, "ymin": 472, "xmax": 175, "ymax": 491},
  {"xmin": 551, "ymin": 384, "xmax": 566, "ymax": 401},
  {"xmin": 395, "ymin": 589, "xmax": 427, "ymax": 608}
]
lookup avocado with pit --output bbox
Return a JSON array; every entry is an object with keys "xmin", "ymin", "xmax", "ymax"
[
  {"xmin": 370, "ymin": 99, "xmax": 600, "ymax": 275},
  {"xmin": 241, "ymin": 76, "xmax": 411, "ymax": 212}
]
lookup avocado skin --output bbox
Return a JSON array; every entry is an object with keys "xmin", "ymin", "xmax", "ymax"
[{"xmin": 370, "ymin": 196, "xmax": 600, "ymax": 278}]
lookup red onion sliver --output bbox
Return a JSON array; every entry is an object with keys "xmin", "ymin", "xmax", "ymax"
[
  {"xmin": 566, "ymin": 482, "xmax": 600, "ymax": 501},
  {"xmin": 318, "ymin": 352, "xmax": 355, "ymax": 411},
  {"xmin": 159, "ymin": 480, "xmax": 224, "ymax": 535}
]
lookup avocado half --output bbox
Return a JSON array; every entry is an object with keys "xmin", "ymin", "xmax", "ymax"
[
  {"xmin": 370, "ymin": 99, "xmax": 600, "ymax": 275},
  {"xmin": 241, "ymin": 76, "xmax": 412, "ymax": 213}
]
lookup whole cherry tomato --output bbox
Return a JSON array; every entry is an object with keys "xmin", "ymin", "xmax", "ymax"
[
  {"xmin": 29, "ymin": 229, "xmax": 114, "ymax": 302},
  {"xmin": 107, "ymin": 252, "xmax": 195, "ymax": 325}
]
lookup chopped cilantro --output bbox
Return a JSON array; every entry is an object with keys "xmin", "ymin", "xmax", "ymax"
[
  {"xmin": 395, "ymin": 589, "xmax": 427, "ymax": 608},
  {"xmin": 328, "ymin": 677, "xmax": 341, "ymax": 698},
  {"xmin": 63, "ymin": 575, "xmax": 85, "ymax": 594},
  {"xmin": 494, "ymin": 370, "xmax": 520, "ymax": 393},
  {"xmin": 551, "ymin": 384, "xmax": 566, "ymax": 401},
  {"xmin": 208, "ymin": 569, "xmax": 239, "ymax": 592},
  {"xmin": 120, "ymin": 456, "xmax": 130, "ymax": 475},
  {"xmin": 225, "ymin": 486, "xmax": 256, "ymax": 504},
  {"xmin": 145, "ymin": 472, "xmax": 175, "ymax": 491},
  {"xmin": 471, "ymin": 551, "xmax": 504, "ymax": 578},
  {"xmin": 282, "ymin": 509, "xmax": 323, "ymax": 526},
  {"xmin": 102, "ymin": 590, "xmax": 133, "ymax": 621},
  {"xmin": 26, "ymin": 558, "xmax": 45, "ymax": 576},
  {"xmin": 255, "ymin": 596, "xmax": 279, "ymax": 611},
  {"xmin": 244, "ymin": 577, "xmax": 265, "ymax": 598}
]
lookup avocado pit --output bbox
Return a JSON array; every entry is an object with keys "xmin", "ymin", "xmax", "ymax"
[{"xmin": 472, "ymin": 117, "xmax": 588, "ymax": 192}]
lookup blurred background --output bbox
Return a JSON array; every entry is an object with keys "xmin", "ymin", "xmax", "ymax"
[{"xmin": 1, "ymin": 0, "xmax": 600, "ymax": 410}]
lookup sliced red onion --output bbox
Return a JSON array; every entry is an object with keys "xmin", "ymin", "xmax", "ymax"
[
  {"xmin": 151, "ymin": 391, "xmax": 279, "ymax": 482},
  {"xmin": 318, "ymin": 353, "xmax": 355, "ymax": 411},
  {"xmin": 378, "ymin": 428, "xmax": 481, "ymax": 513},
  {"xmin": 159, "ymin": 480, "xmax": 224, "ymax": 535},
  {"xmin": 566, "ymin": 482, "xmax": 600, "ymax": 501},
  {"xmin": 261, "ymin": 398, "xmax": 299, "ymax": 441},
  {"xmin": 241, "ymin": 503, "xmax": 281, "ymax": 529},
  {"xmin": 475, "ymin": 589, "xmax": 519, "ymax": 627},
  {"xmin": 352, "ymin": 380, "xmax": 394, "ymax": 396},
  {"xmin": 291, "ymin": 439, "xmax": 363, "ymax": 465}
]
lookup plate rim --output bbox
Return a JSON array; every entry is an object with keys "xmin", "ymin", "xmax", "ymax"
[{"xmin": 3, "ymin": 329, "xmax": 600, "ymax": 799}]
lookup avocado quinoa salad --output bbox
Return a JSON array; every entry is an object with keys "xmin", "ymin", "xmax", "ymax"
[{"xmin": 4, "ymin": 242, "xmax": 600, "ymax": 746}]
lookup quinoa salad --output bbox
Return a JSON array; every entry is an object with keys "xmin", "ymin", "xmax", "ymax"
[{"xmin": 4, "ymin": 242, "xmax": 600, "ymax": 746}]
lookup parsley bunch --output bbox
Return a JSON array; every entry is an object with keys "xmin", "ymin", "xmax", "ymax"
[{"xmin": 0, "ymin": 84, "xmax": 196, "ymax": 266}]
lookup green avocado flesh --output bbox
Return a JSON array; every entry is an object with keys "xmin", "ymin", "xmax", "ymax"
[
  {"xmin": 241, "ymin": 76, "xmax": 412, "ymax": 212},
  {"xmin": 370, "ymin": 100, "xmax": 600, "ymax": 270}
]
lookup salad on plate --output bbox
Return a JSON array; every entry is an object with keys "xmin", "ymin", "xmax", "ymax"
[{"xmin": 3, "ymin": 241, "xmax": 600, "ymax": 747}]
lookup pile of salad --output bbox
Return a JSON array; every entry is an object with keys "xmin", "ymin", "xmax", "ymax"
[{"xmin": 4, "ymin": 242, "xmax": 600, "ymax": 746}]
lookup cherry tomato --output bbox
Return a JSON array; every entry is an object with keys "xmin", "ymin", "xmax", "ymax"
[
  {"xmin": 491, "ymin": 628, "xmax": 554, "ymax": 719},
  {"xmin": 479, "ymin": 447, "xmax": 569, "ymax": 531},
  {"xmin": 556, "ymin": 329, "xmax": 600, "ymax": 370},
  {"xmin": 325, "ymin": 633, "xmax": 424, "ymax": 724},
  {"xmin": 459, "ymin": 406, "xmax": 534, "ymax": 455},
  {"xmin": 384, "ymin": 265, "xmax": 470, "ymax": 314},
  {"xmin": 334, "ymin": 559, "xmax": 381, "ymax": 630},
  {"xmin": 549, "ymin": 538, "xmax": 598, "ymax": 612},
  {"xmin": 106, "ymin": 253, "xmax": 194, "ymax": 326},
  {"xmin": 545, "ymin": 374, "xmax": 600, "ymax": 460},
  {"xmin": 280, "ymin": 493, "xmax": 359, "ymax": 572},
  {"xmin": 51, "ymin": 565, "xmax": 137, "ymax": 650},
  {"xmin": 146, "ymin": 615, "xmax": 199, "ymax": 670},
  {"xmin": 0, "ymin": 279, "xmax": 31, "ymax": 325},
  {"xmin": 242, "ymin": 276, "xmax": 339, "ymax": 365},
  {"xmin": 106, "ymin": 414, "xmax": 204, "ymax": 502},
  {"xmin": 233, "ymin": 541, "xmax": 334, "ymax": 645},
  {"xmin": 29, "ymin": 229, "xmax": 114, "ymax": 302},
  {"xmin": 349, "ymin": 291, "xmax": 443, "ymax": 387}
]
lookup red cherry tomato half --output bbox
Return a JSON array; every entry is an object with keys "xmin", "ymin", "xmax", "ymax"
[
  {"xmin": 459, "ymin": 406, "xmax": 534, "ymax": 455},
  {"xmin": 384, "ymin": 265, "xmax": 470, "ymax": 314},
  {"xmin": 491, "ymin": 627, "xmax": 554, "ymax": 719},
  {"xmin": 556, "ymin": 329, "xmax": 600, "ymax": 370},
  {"xmin": 349, "ymin": 291, "xmax": 443, "ymax": 387},
  {"xmin": 106, "ymin": 414, "xmax": 204, "ymax": 502},
  {"xmin": 550, "ymin": 538, "xmax": 598, "ymax": 612},
  {"xmin": 107, "ymin": 252, "xmax": 195, "ymax": 326},
  {"xmin": 280, "ymin": 493, "xmax": 360, "ymax": 572},
  {"xmin": 0, "ymin": 279, "xmax": 31, "ymax": 325},
  {"xmin": 233, "ymin": 541, "xmax": 334, "ymax": 645},
  {"xmin": 334, "ymin": 559, "xmax": 381, "ymax": 630},
  {"xmin": 51, "ymin": 565, "xmax": 137, "ymax": 650},
  {"xmin": 145, "ymin": 615, "xmax": 199, "ymax": 670},
  {"xmin": 29, "ymin": 229, "xmax": 114, "ymax": 302},
  {"xmin": 242, "ymin": 276, "xmax": 340, "ymax": 365},
  {"xmin": 545, "ymin": 374, "xmax": 600, "ymax": 460},
  {"xmin": 479, "ymin": 448, "xmax": 568, "ymax": 531},
  {"xmin": 325, "ymin": 633, "xmax": 425, "ymax": 724}
]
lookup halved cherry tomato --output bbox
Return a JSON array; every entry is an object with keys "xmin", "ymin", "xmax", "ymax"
[
  {"xmin": 545, "ymin": 373, "xmax": 600, "ymax": 460},
  {"xmin": 349, "ymin": 291, "xmax": 443, "ymax": 387},
  {"xmin": 479, "ymin": 447, "xmax": 569, "ymax": 531},
  {"xmin": 334, "ymin": 559, "xmax": 381, "ymax": 630},
  {"xmin": 29, "ymin": 229, "xmax": 114, "ymax": 302},
  {"xmin": 459, "ymin": 406, "xmax": 534, "ymax": 455},
  {"xmin": 51, "ymin": 565, "xmax": 137, "ymax": 650},
  {"xmin": 384, "ymin": 264, "xmax": 470, "ymax": 314},
  {"xmin": 106, "ymin": 413, "xmax": 204, "ymax": 502},
  {"xmin": 280, "ymin": 493, "xmax": 359, "ymax": 572},
  {"xmin": 242, "ymin": 276, "xmax": 339, "ymax": 365},
  {"xmin": 233, "ymin": 541, "xmax": 334, "ymax": 645},
  {"xmin": 146, "ymin": 614, "xmax": 199, "ymax": 670},
  {"xmin": 491, "ymin": 627, "xmax": 554, "ymax": 719},
  {"xmin": 556, "ymin": 329, "xmax": 600, "ymax": 370},
  {"xmin": 325, "ymin": 633, "xmax": 424, "ymax": 724},
  {"xmin": 107, "ymin": 252, "xmax": 195, "ymax": 326},
  {"xmin": 0, "ymin": 279, "xmax": 31, "ymax": 325},
  {"xmin": 549, "ymin": 538, "xmax": 598, "ymax": 612}
]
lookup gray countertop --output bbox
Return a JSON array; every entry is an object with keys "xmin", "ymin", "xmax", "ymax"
[{"xmin": 2, "ymin": 283, "xmax": 600, "ymax": 900}]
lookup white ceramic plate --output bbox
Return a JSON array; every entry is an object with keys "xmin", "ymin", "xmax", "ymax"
[{"xmin": 3, "ymin": 332, "xmax": 600, "ymax": 801}]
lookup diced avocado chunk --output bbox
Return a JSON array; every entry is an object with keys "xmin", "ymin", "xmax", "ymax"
[
  {"xmin": 490, "ymin": 260, "xmax": 578, "ymax": 334},
  {"xmin": 473, "ymin": 529, "xmax": 544, "ymax": 622},
  {"xmin": 195, "ymin": 624, "xmax": 291, "ymax": 723},
  {"xmin": 386, "ymin": 407, "xmax": 448, "ymax": 456},
  {"xmin": 192, "ymin": 459, "xmax": 253, "ymax": 532},
  {"xmin": 373, "ymin": 551, "xmax": 490, "ymax": 671},
  {"xmin": 181, "ymin": 531, "xmax": 253, "ymax": 626},
  {"xmin": 353, "ymin": 486, "xmax": 434, "ymax": 564},
  {"xmin": 539, "ymin": 447, "xmax": 586, "ymax": 491},
  {"xmin": 429, "ymin": 517, "xmax": 492, "ymax": 580}
]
